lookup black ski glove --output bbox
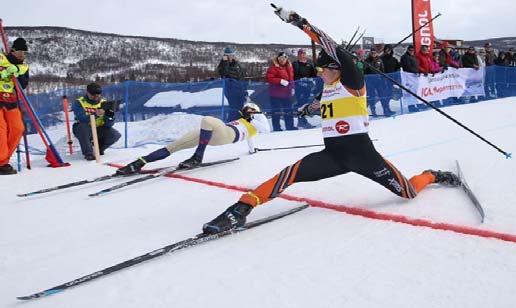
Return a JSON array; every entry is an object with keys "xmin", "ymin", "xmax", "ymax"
[{"xmin": 297, "ymin": 103, "xmax": 314, "ymax": 118}]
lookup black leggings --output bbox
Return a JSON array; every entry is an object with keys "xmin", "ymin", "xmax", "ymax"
[{"xmin": 293, "ymin": 134, "xmax": 417, "ymax": 199}]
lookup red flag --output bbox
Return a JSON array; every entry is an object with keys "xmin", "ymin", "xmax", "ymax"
[{"xmin": 412, "ymin": 0, "xmax": 435, "ymax": 54}]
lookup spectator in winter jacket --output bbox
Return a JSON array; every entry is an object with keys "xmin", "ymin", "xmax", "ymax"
[
  {"xmin": 363, "ymin": 49, "xmax": 385, "ymax": 116},
  {"xmin": 484, "ymin": 43, "xmax": 497, "ymax": 66},
  {"xmin": 416, "ymin": 45, "xmax": 433, "ymax": 74},
  {"xmin": 0, "ymin": 38, "xmax": 29, "ymax": 175},
  {"xmin": 461, "ymin": 47, "xmax": 480, "ymax": 69},
  {"xmin": 430, "ymin": 51, "xmax": 442, "ymax": 74},
  {"xmin": 400, "ymin": 45, "xmax": 419, "ymax": 73},
  {"xmin": 494, "ymin": 52, "xmax": 511, "ymax": 98},
  {"xmin": 217, "ymin": 47, "xmax": 247, "ymax": 122},
  {"xmin": 354, "ymin": 49, "xmax": 366, "ymax": 74},
  {"xmin": 381, "ymin": 45, "xmax": 400, "ymax": 73},
  {"xmin": 292, "ymin": 48, "xmax": 317, "ymax": 129},
  {"xmin": 438, "ymin": 42, "xmax": 460, "ymax": 69},
  {"xmin": 378, "ymin": 45, "xmax": 399, "ymax": 116},
  {"xmin": 363, "ymin": 49, "xmax": 384, "ymax": 74},
  {"xmin": 494, "ymin": 52, "xmax": 510, "ymax": 66},
  {"xmin": 506, "ymin": 48, "xmax": 515, "ymax": 66},
  {"xmin": 477, "ymin": 49, "xmax": 486, "ymax": 67},
  {"xmin": 266, "ymin": 51, "xmax": 295, "ymax": 131},
  {"xmin": 72, "ymin": 83, "xmax": 121, "ymax": 161}
]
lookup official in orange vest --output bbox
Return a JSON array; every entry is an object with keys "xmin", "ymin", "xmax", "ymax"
[{"xmin": 0, "ymin": 38, "xmax": 29, "ymax": 175}]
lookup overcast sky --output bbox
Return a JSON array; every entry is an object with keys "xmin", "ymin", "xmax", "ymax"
[{"xmin": 3, "ymin": 0, "xmax": 514, "ymax": 45}]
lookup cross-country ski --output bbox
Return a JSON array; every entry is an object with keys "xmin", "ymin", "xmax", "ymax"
[
  {"xmin": 17, "ymin": 204, "xmax": 308, "ymax": 300},
  {"xmin": 2, "ymin": 1, "xmax": 516, "ymax": 308}
]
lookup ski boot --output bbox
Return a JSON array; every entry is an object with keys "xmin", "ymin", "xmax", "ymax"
[
  {"xmin": 179, "ymin": 155, "xmax": 202, "ymax": 169},
  {"xmin": 203, "ymin": 202, "xmax": 253, "ymax": 234},
  {"xmin": 425, "ymin": 170, "xmax": 461, "ymax": 187},
  {"xmin": 116, "ymin": 158, "xmax": 146, "ymax": 175},
  {"xmin": 0, "ymin": 164, "xmax": 17, "ymax": 175}
]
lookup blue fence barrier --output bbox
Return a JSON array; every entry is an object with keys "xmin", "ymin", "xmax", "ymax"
[{"xmin": 24, "ymin": 65, "xmax": 516, "ymax": 146}]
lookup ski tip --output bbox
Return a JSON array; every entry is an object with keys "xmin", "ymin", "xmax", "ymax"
[
  {"xmin": 270, "ymin": 3, "xmax": 277, "ymax": 9},
  {"xmin": 17, "ymin": 288, "xmax": 63, "ymax": 300}
]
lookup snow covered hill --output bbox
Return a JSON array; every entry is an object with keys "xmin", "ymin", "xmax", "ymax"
[
  {"xmin": 1, "ymin": 98, "xmax": 516, "ymax": 307},
  {"xmin": 5, "ymin": 26, "xmax": 311, "ymax": 93}
]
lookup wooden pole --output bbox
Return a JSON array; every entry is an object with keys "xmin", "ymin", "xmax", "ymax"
[{"xmin": 89, "ymin": 114, "xmax": 101, "ymax": 163}]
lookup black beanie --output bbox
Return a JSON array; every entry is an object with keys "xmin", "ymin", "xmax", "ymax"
[
  {"xmin": 86, "ymin": 83, "xmax": 102, "ymax": 95},
  {"xmin": 12, "ymin": 38, "xmax": 28, "ymax": 51}
]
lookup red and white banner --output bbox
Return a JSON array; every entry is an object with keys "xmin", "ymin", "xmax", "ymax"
[
  {"xmin": 401, "ymin": 68, "xmax": 485, "ymax": 103},
  {"xmin": 412, "ymin": 0, "xmax": 435, "ymax": 54}
]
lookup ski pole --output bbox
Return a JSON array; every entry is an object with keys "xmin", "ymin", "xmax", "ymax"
[
  {"xmin": 344, "ymin": 26, "xmax": 360, "ymax": 50},
  {"xmin": 16, "ymin": 145, "xmax": 21, "ymax": 172},
  {"xmin": 390, "ymin": 13, "xmax": 442, "ymax": 51},
  {"xmin": 19, "ymin": 106, "xmax": 31, "ymax": 169},
  {"xmin": 256, "ymin": 144, "xmax": 323, "ymax": 152},
  {"xmin": 22, "ymin": 131, "xmax": 31, "ymax": 169},
  {"xmin": 270, "ymin": 4, "xmax": 510, "ymax": 158},
  {"xmin": 311, "ymin": 40, "xmax": 317, "ymax": 63},
  {"xmin": 346, "ymin": 28, "xmax": 366, "ymax": 51},
  {"xmin": 257, "ymin": 140, "xmax": 378, "ymax": 152},
  {"xmin": 349, "ymin": 49, "xmax": 511, "ymax": 158},
  {"xmin": 62, "ymin": 96, "xmax": 73, "ymax": 155}
]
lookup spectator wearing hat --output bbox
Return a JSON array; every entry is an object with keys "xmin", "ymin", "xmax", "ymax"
[
  {"xmin": 462, "ymin": 47, "xmax": 480, "ymax": 69},
  {"xmin": 416, "ymin": 45, "xmax": 433, "ymax": 74},
  {"xmin": 482, "ymin": 43, "xmax": 497, "ymax": 98},
  {"xmin": 484, "ymin": 43, "xmax": 497, "ymax": 67},
  {"xmin": 438, "ymin": 42, "xmax": 460, "ymax": 70},
  {"xmin": 363, "ymin": 49, "xmax": 385, "ymax": 117},
  {"xmin": 292, "ymin": 48, "xmax": 317, "ymax": 129},
  {"xmin": 400, "ymin": 46, "xmax": 419, "ymax": 112},
  {"xmin": 266, "ymin": 51, "xmax": 295, "ymax": 131},
  {"xmin": 217, "ymin": 47, "xmax": 246, "ymax": 122},
  {"xmin": 400, "ymin": 45, "xmax": 419, "ymax": 73},
  {"xmin": 381, "ymin": 45, "xmax": 400, "ymax": 74},
  {"xmin": 0, "ymin": 38, "xmax": 29, "ymax": 175},
  {"xmin": 379, "ymin": 44, "xmax": 399, "ymax": 116},
  {"xmin": 72, "ymin": 83, "xmax": 121, "ymax": 161}
]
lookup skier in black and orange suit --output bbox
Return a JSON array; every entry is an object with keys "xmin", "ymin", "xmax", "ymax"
[
  {"xmin": 202, "ymin": 7, "xmax": 461, "ymax": 234},
  {"xmin": 0, "ymin": 38, "xmax": 29, "ymax": 175}
]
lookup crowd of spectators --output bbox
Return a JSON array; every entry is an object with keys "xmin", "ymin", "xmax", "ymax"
[{"xmin": 215, "ymin": 41, "xmax": 515, "ymax": 123}]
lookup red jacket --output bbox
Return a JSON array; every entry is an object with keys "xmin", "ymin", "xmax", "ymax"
[
  {"xmin": 416, "ymin": 51, "xmax": 433, "ymax": 74},
  {"xmin": 266, "ymin": 58, "xmax": 294, "ymax": 98}
]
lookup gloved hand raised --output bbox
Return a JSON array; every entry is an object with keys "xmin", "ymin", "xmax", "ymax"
[
  {"xmin": 271, "ymin": 4, "xmax": 305, "ymax": 27},
  {"xmin": 297, "ymin": 103, "xmax": 313, "ymax": 117},
  {"xmin": 0, "ymin": 65, "xmax": 19, "ymax": 79}
]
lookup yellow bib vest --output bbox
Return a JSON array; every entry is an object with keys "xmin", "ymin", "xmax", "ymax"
[
  {"xmin": 0, "ymin": 53, "xmax": 29, "ymax": 102},
  {"xmin": 320, "ymin": 80, "xmax": 369, "ymax": 138},
  {"xmin": 77, "ymin": 96, "xmax": 107, "ymax": 127}
]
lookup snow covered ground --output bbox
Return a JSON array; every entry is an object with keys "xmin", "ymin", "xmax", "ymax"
[{"xmin": 1, "ymin": 97, "xmax": 516, "ymax": 308}]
